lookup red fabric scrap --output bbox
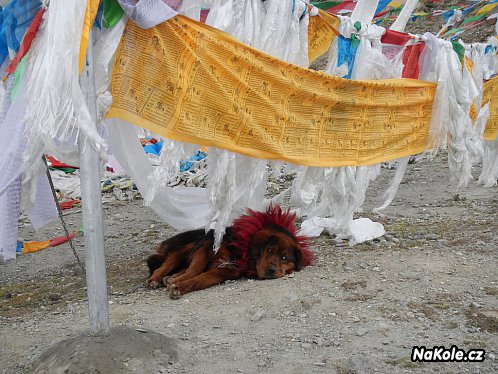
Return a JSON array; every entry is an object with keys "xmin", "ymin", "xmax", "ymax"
[
  {"xmin": 327, "ymin": 1, "xmax": 356, "ymax": 14},
  {"xmin": 59, "ymin": 200, "xmax": 80, "ymax": 210},
  {"xmin": 46, "ymin": 155, "xmax": 78, "ymax": 169},
  {"xmin": 200, "ymin": 9, "xmax": 209, "ymax": 23},
  {"xmin": 381, "ymin": 29, "xmax": 412, "ymax": 46},
  {"xmin": 6, "ymin": 8, "xmax": 45, "ymax": 75},
  {"xmin": 50, "ymin": 231, "xmax": 78, "ymax": 247},
  {"xmin": 402, "ymin": 42, "xmax": 425, "ymax": 79}
]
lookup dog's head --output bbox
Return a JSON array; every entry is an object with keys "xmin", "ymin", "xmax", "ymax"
[
  {"xmin": 232, "ymin": 204, "xmax": 313, "ymax": 279},
  {"xmin": 248, "ymin": 225, "xmax": 304, "ymax": 279}
]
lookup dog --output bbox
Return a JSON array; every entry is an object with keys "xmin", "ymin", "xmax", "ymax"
[{"xmin": 146, "ymin": 204, "xmax": 313, "ymax": 299}]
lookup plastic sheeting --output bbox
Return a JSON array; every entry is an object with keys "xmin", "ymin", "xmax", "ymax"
[
  {"xmin": 0, "ymin": 76, "xmax": 19, "ymax": 261},
  {"xmin": 107, "ymin": 119, "xmax": 214, "ymax": 230},
  {"xmin": 22, "ymin": 0, "xmax": 106, "ymax": 212}
]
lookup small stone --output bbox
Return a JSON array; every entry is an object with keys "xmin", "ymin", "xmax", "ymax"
[
  {"xmin": 488, "ymin": 353, "xmax": 496, "ymax": 360},
  {"xmin": 298, "ymin": 313, "xmax": 308, "ymax": 318},
  {"xmin": 301, "ymin": 343, "xmax": 312, "ymax": 349},
  {"xmin": 251, "ymin": 308, "xmax": 266, "ymax": 322},
  {"xmin": 313, "ymin": 362, "xmax": 326, "ymax": 367},
  {"xmin": 392, "ymin": 238, "xmax": 400, "ymax": 243},
  {"xmin": 468, "ymin": 327, "xmax": 480, "ymax": 333},
  {"xmin": 48, "ymin": 293, "xmax": 61, "ymax": 301},
  {"xmin": 356, "ymin": 327, "xmax": 369, "ymax": 336},
  {"xmin": 167, "ymin": 323, "xmax": 175, "ymax": 328}
]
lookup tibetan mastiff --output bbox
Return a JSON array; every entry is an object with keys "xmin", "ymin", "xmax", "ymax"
[{"xmin": 146, "ymin": 204, "xmax": 313, "ymax": 299}]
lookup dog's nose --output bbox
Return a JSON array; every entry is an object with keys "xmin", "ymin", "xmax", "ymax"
[{"xmin": 265, "ymin": 267, "xmax": 276, "ymax": 279}]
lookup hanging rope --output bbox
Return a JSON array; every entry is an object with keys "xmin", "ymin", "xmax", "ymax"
[{"xmin": 42, "ymin": 155, "xmax": 85, "ymax": 272}]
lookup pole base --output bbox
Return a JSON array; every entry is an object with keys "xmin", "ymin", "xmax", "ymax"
[{"xmin": 31, "ymin": 326, "xmax": 183, "ymax": 374}]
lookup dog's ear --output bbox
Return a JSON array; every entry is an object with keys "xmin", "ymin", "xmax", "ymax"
[
  {"xmin": 292, "ymin": 246, "xmax": 304, "ymax": 271},
  {"xmin": 249, "ymin": 230, "xmax": 272, "ymax": 259}
]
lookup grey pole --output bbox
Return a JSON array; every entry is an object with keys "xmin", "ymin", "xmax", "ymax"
[{"xmin": 78, "ymin": 29, "xmax": 110, "ymax": 336}]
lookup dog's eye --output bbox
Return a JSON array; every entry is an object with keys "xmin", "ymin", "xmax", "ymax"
[
  {"xmin": 281, "ymin": 256, "xmax": 287, "ymax": 262},
  {"xmin": 267, "ymin": 248, "xmax": 273, "ymax": 254}
]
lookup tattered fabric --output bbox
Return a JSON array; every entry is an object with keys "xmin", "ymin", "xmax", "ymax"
[
  {"xmin": 107, "ymin": 16, "xmax": 436, "ymax": 168},
  {"xmin": 483, "ymin": 76, "xmax": 498, "ymax": 141}
]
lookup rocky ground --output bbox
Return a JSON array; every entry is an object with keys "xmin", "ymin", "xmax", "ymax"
[
  {"xmin": 404, "ymin": 0, "xmax": 498, "ymax": 44},
  {"xmin": 1, "ymin": 154, "xmax": 497, "ymax": 373},
  {"xmin": 1, "ymin": 2, "xmax": 498, "ymax": 373}
]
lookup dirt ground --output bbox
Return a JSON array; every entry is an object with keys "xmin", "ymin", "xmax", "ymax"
[{"xmin": 1, "ymin": 153, "xmax": 497, "ymax": 373}]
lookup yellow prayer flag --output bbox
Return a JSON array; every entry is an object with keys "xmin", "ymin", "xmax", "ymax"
[
  {"xmin": 107, "ymin": 16, "xmax": 436, "ymax": 167},
  {"xmin": 476, "ymin": 3, "xmax": 498, "ymax": 16},
  {"xmin": 79, "ymin": 0, "xmax": 100, "ymax": 73},
  {"xmin": 483, "ymin": 76, "xmax": 498, "ymax": 141},
  {"xmin": 308, "ymin": 10, "xmax": 340, "ymax": 64},
  {"xmin": 22, "ymin": 241, "xmax": 51, "ymax": 254}
]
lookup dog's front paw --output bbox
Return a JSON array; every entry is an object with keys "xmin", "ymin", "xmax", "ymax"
[
  {"xmin": 162, "ymin": 276, "xmax": 172, "ymax": 287},
  {"xmin": 146, "ymin": 277, "xmax": 161, "ymax": 289},
  {"xmin": 168, "ymin": 283, "xmax": 182, "ymax": 299}
]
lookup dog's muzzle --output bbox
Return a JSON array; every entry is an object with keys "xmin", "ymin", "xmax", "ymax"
[{"xmin": 265, "ymin": 267, "xmax": 277, "ymax": 279}]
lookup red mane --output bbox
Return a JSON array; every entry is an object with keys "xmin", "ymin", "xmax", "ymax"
[{"xmin": 231, "ymin": 204, "xmax": 313, "ymax": 276}]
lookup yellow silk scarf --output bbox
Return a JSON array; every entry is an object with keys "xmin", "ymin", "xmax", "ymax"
[
  {"xmin": 107, "ymin": 15, "xmax": 436, "ymax": 167},
  {"xmin": 79, "ymin": 0, "xmax": 100, "ymax": 72},
  {"xmin": 483, "ymin": 76, "xmax": 498, "ymax": 141}
]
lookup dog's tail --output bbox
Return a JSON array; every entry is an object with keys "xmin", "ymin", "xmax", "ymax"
[{"xmin": 146, "ymin": 253, "xmax": 165, "ymax": 275}]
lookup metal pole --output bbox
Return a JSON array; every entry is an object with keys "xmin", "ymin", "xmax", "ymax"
[{"xmin": 78, "ymin": 29, "xmax": 110, "ymax": 336}]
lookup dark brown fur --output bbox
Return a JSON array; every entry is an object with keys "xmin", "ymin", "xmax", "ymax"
[{"xmin": 146, "ymin": 226, "xmax": 305, "ymax": 299}]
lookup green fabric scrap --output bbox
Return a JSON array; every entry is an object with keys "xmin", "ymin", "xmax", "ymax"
[
  {"xmin": 103, "ymin": 0, "xmax": 124, "ymax": 28},
  {"xmin": 451, "ymin": 41, "xmax": 465, "ymax": 64},
  {"xmin": 310, "ymin": 1, "xmax": 342, "ymax": 10},
  {"xmin": 445, "ymin": 28, "xmax": 462, "ymax": 36},
  {"xmin": 11, "ymin": 54, "xmax": 28, "ymax": 99},
  {"xmin": 49, "ymin": 167, "xmax": 78, "ymax": 174},
  {"xmin": 461, "ymin": 13, "xmax": 486, "ymax": 26}
]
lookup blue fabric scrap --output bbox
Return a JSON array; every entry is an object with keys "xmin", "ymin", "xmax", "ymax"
[
  {"xmin": 0, "ymin": 0, "xmax": 41, "ymax": 66},
  {"xmin": 337, "ymin": 34, "xmax": 360, "ymax": 79}
]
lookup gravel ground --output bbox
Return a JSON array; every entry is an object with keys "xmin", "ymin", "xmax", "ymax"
[
  {"xmin": 1, "ymin": 3, "xmax": 497, "ymax": 372},
  {"xmin": 403, "ymin": 0, "xmax": 498, "ymax": 44},
  {"xmin": 1, "ymin": 154, "xmax": 497, "ymax": 373}
]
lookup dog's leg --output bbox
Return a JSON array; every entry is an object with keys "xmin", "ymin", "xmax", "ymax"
[
  {"xmin": 146, "ymin": 244, "xmax": 193, "ymax": 288},
  {"xmin": 168, "ymin": 268, "xmax": 238, "ymax": 299},
  {"xmin": 162, "ymin": 269, "xmax": 187, "ymax": 287},
  {"xmin": 166, "ymin": 244, "xmax": 210, "ymax": 290}
]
